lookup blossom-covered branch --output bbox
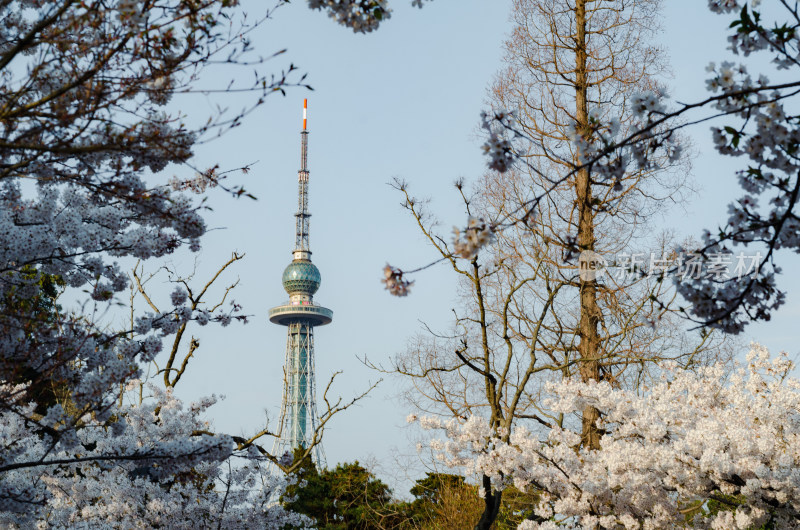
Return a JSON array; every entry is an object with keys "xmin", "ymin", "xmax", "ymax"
[{"xmin": 416, "ymin": 343, "xmax": 800, "ymax": 529}]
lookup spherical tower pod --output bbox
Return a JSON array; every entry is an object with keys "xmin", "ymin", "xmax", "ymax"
[
  {"xmin": 282, "ymin": 260, "xmax": 321, "ymax": 295},
  {"xmin": 268, "ymin": 259, "xmax": 331, "ymax": 326}
]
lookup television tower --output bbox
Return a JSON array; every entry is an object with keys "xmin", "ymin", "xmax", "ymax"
[{"xmin": 269, "ymin": 99, "xmax": 332, "ymax": 467}]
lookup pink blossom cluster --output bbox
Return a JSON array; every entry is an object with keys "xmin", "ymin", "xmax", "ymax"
[
  {"xmin": 383, "ymin": 264, "xmax": 413, "ymax": 296},
  {"xmin": 415, "ymin": 344, "xmax": 800, "ymax": 529},
  {"xmin": 307, "ymin": 0, "xmax": 432, "ymax": 33},
  {"xmin": 307, "ymin": 0, "xmax": 392, "ymax": 33},
  {"xmin": 0, "ymin": 386, "xmax": 309, "ymax": 528},
  {"xmin": 480, "ymin": 110, "xmax": 517, "ymax": 174},
  {"xmin": 452, "ymin": 217, "xmax": 496, "ymax": 260}
]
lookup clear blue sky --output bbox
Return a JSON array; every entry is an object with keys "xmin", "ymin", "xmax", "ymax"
[{"xmin": 136, "ymin": 0, "xmax": 800, "ymax": 495}]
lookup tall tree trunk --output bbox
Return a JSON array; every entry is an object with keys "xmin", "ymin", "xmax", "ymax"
[
  {"xmin": 574, "ymin": 0, "xmax": 602, "ymax": 450},
  {"xmin": 474, "ymin": 474, "xmax": 502, "ymax": 530}
]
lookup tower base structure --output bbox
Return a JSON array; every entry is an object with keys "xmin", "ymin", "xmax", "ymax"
[{"xmin": 269, "ymin": 303, "xmax": 331, "ymax": 468}]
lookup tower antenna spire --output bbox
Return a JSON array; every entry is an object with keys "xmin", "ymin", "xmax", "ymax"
[
  {"xmin": 270, "ymin": 99, "xmax": 331, "ymax": 468},
  {"xmin": 296, "ymin": 99, "xmax": 310, "ymax": 255}
]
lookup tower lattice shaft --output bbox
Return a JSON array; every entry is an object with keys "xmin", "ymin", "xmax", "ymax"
[{"xmin": 276, "ymin": 322, "xmax": 323, "ymax": 463}]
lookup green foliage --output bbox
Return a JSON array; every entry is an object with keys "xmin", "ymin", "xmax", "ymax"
[
  {"xmin": 283, "ymin": 463, "xmax": 546, "ymax": 529},
  {"xmin": 2, "ymin": 267, "xmax": 71, "ymax": 416},
  {"xmin": 409, "ymin": 473, "xmax": 468, "ymax": 503},
  {"xmin": 2, "ymin": 266, "xmax": 64, "ymax": 327},
  {"xmin": 402, "ymin": 473, "xmax": 541, "ymax": 529},
  {"xmin": 283, "ymin": 450, "xmax": 398, "ymax": 529},
  {"xmin": 404, "ymin": 473, "xmax": 472, "ymax": 526},
  {"xmin": 682, "ymin": 492, "xmax": 777, "ymax": 529},
  {"xmin": 493, "ymin": 485, "xmax": 540, "ymax": 529}
]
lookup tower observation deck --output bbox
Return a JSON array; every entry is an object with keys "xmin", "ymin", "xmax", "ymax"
[{"xmin": 270, "ymin": 99, "xmax": 331, "ymax": 467}]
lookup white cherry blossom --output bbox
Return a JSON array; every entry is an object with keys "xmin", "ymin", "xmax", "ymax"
[{"xmin": 417, "ymin": 344, "xmax": 800, "ymax": 529}]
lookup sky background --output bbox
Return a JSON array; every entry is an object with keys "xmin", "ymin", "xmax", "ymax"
[{"xmin": 123, "ymin": 0, "xmax": 800, "ymax": 495}]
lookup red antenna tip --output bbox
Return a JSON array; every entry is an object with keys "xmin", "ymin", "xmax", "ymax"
[{"xmin": 303, "ymin": 99, "xmax": 308, "ymax": 130}]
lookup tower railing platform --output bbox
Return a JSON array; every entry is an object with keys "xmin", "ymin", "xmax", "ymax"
[{"xmin": 268, "ymin": 303, "xmax": 333, "ymax": 326}]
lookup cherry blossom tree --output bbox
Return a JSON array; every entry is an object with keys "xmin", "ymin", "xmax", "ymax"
[
  {"xmin": 414, "ymin": 343, "xmax": 800, "ymax": 529},
  {"xmin": 0, "ymin": 385, "xmax": 311, "ymax": 528},
  {"xmin": 0, "ymin": 0, "xmax": 385, "ymax": 522},
  {"xmin": 0, "ymin": 0, "xmax": 291, "ymax": 514}
]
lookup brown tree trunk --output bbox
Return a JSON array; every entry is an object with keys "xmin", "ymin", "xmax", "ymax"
[{"xmin": 574, "ymin": 0, "xmax": 602, "ymax": 450}]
